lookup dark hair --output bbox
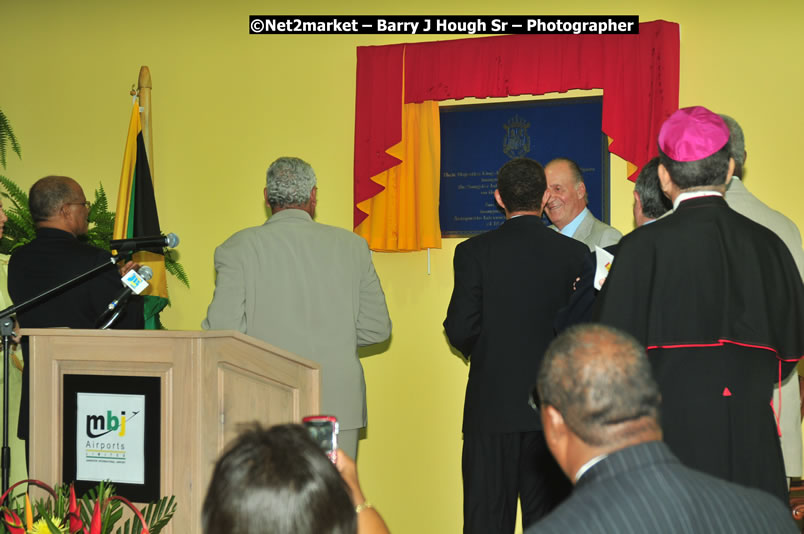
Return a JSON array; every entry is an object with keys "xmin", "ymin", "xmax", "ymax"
[
  {"xmin": 658, "ymin": 142, "xmax": 731, "ymax": 190},
  {"xmin": 496, "ymin": 158, "xmax": 547, "ymax": 212},
  {"xmin": 536, "ymin": 324, "xmax": 661, "ymax": 447},
  {"xmin": 202, "ymin": 424, "xmax": 357, "ymax": 534},
  {"xmin": 634, "ymin": 158, "xmax": 671, "ymax": 219},
  {"xmin": 29, "ymin": 176, "xmax": 78, "ymax": 222},
  {"xmin": 719, "ymin": 114, "xmax": 745, "ymax": 178}
]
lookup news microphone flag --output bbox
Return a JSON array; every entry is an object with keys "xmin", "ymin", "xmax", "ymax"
[{"xmin": 113, "ymin": 102, "xmax": 168, "ymax": 329}]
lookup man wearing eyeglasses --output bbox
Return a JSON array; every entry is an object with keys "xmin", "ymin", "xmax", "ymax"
[{"xmin": 8, "ymin": 175, "xmax": 143, "ymax": 449}]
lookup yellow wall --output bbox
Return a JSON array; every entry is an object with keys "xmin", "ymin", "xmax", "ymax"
[{"xmin": 3, "ymin": 1, "xmax": 803, "ymax": 532}]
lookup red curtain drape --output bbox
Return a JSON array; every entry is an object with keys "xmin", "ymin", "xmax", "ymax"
[{"xmin": 354, "ymin": 20, "xmax": 680, "ymax": 229}]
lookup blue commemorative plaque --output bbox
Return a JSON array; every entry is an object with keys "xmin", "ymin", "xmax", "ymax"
[{"xmin": 439, "ymin": 97, "xmax": 609, "ymax": 237}]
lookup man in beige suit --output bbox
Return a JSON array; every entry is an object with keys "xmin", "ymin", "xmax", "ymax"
[
  {"xmin": 544, "ymin": 158, "xmax": 622, "ymax": 251},
  {"xmin": 721, "ymin": 114, "xmax": 804, "ymax": 481},
  {"xmin": 203, "ymin": 157, "xmax": 392, "ymax": 457}
]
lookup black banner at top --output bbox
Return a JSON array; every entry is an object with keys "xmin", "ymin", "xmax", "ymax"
[{"xmin": 248, "ymin": 16, "xmax": 639, "ymax": 35}]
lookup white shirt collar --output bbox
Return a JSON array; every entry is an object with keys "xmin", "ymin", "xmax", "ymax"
[
  {"xmin": 574, "ymin": 453, "xmax": 608, "ymax": 482},
  {"xmin": 672, "ymin": 190, "xmax": 723, "ymax": 211},
  {"xmin": 560, "ymin": 207, "xmax": 590, "ymax": 237}
]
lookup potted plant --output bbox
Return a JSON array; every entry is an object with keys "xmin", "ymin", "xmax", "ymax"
[{"xmin": 0, "ymin": 479, "xmax": 176, "ymax": 534}]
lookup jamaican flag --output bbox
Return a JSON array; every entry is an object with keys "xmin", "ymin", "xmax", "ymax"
[{"xmin": 113, "ymin": 103, "xmax": 168, "ymax": 329}]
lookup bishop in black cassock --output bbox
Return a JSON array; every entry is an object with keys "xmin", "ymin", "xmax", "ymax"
[{"xmin": 595, "ymin": 106, "xmax": 804, "ymax": 502}]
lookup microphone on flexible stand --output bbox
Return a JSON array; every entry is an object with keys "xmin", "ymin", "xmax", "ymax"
[
  {"xmin": 96, "ymin": 266, "xmax": 153, "ymax": 329},
  {"xmin": 110, "ymin": 233, "xmax": 179, "ymax": 253}
]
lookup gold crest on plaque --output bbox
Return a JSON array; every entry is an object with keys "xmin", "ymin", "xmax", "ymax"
[{"xmin": 503, "ymin": 115, "xmax": 531, "ymax": 159}]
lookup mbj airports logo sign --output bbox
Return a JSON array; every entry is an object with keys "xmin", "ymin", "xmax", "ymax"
[
  {"xmin": 86, "ymin": 409, "xmax": 138, "ymax": 438},
  {"xmin": 76, "ymin": 393, "xmax": 146, "ymax": 485}
]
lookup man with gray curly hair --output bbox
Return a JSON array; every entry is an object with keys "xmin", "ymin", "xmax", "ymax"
[
  {"xmin": 265, "ymin": 156, "xmax": 318, "ymax": 209},
  {"xmin": 203, "ymin": 157, "xmax": 392, "ymax": 457}
]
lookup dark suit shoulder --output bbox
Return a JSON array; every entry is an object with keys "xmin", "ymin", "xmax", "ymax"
[
  {"xmin": 528, "ymin": 442, "xmax": 797, "ymax": 534},
  {"xmin": 8, "ymin": 228, "xmax": 142, "ymax": 331},
  {"xmin": 630, "ymin": 197, "xmax": 793, "ymax": 257},
  {"xmin": 460, "ymin": 216, "xmax": 587, "ymax": 257},
  {"xmin": 12, "ymin": 229, "xmax": 110, "ymax": 258},
  {"xmin": 9, "ymin": 231, "xmax": 113, "ymax": 281}
]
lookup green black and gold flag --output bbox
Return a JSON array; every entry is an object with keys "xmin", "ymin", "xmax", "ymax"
[{"xmin": 113, "ymin": 103, "xmax": 168, "ymax": 328}]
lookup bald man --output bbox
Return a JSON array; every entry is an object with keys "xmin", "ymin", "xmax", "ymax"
[
  {"xmin": 528, "ymin": 324, "xmax": 797, "ymax": 534},
  {"xmin": 8, "ymin": 175, "xmax": 143, "ymax": 443},
  {"xmin": 544, "ymin": 158, "xmax": 621, "ymax": 251}
]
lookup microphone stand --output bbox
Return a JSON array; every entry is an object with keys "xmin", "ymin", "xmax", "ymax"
[
  {"xmin": 98, "ymin": 308, "xmax": 126, "ymax": 330},
  {"xmin": 0, "ymin": 315, "xmax": 12, "ymax": 497},
  {"xmin": 0, "ymin": 255, "xmax": 118, "ymax": 493},
  {"xmin": 96, "ymin": 293, "xmax": 131, "ymax": 330}
]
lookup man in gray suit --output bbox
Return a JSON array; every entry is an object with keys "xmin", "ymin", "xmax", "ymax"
[
  {"xmin": 544, "ymin": 158, "xmax": 622, "ymax": 251},
  {"xmin": 721, "ymin": 114, "xmax": 804, "ymax": 482},
  {"xmin": 527, "ymin": 324, "xmax": 797, "ymax": 534},
  {"xmin": 202, "ymin": 157, "xmax": 392, "ymax": 457}
]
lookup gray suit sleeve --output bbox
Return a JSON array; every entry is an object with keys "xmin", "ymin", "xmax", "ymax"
[
  {"xmin": 355, "ymin": 242, "xmax": 391, "ymax": 346},
  {"xmin": 783, "ymin": 220, "xmax": 804, "ymax": 280},
  {"xmin": 201, "ymin": 242, "xmax": 248, "ymax": 332},
  {"xmin": 597, "ymin": 226, "xmax": 623, "ymax": 248}
]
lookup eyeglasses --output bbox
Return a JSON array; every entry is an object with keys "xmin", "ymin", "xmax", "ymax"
[
  {"xmin": 65, "ymin": 201, "xmax": 91, "ymax": 209},
  {"xmin": 528, "ymin": 386, "xmax": 542, "ymax": 412}
]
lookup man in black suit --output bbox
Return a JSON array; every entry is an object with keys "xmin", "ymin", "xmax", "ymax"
[
  {"xmin": 444, "ymin": 158, "xmax": 587, "ymax": 534},
  {"xmin": 554, "ymin": 157, "xmax": 671, "ymax": 331},
  {"xmin": 528, "ymin": 323, "xmax": 797, "ymax": 534},
  {"xmin": 8, "ymin": 175, "xmax": 143, "ymax": 443},
  {"xmin": 595, "ymin": 107, "xmax": 804, "ymax": 501}
]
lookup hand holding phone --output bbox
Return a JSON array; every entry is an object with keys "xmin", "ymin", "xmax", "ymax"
[{"xmin": 302, "ymin": 415, "xmax": 339, "ymax": 463}]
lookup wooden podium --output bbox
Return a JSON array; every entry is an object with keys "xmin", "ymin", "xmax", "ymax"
[{"xmin": 22, "ymin": 328, "xmax": 321, "ymax": 534}]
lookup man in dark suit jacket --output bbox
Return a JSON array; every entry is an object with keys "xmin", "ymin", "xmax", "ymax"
[
  {"xmin": 528, "ymin": 324, "xmax": 797, "ymax": 534},
  {"xmin": 8, "ymin": 176, "xmax": 143, "ymax": 442},
  {"xmin": 554, "ymin": 157, "xmax": 671, "ymax": 331},
  {"xmin": 444, "ymin": 158, "xmax": 588, "ymax": 534},
  {"xmin": 595, "ymin": 107, "xmax": 804, "ymax": 501}
]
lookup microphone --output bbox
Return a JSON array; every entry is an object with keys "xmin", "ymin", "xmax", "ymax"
[
  {"xmin": 110, "ymin": 233, "xmax": 179, "ymax": 252},
  {"xmin": 95, "ymin": 266, "xmax": 153, "ymax": 329}
]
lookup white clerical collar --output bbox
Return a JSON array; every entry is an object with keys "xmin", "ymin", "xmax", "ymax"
[
  {"xmin": 574, "ymin": 453, "xmax": 608, "ymax": 482},
  {"xmin": 672, "ymin": 190, "xmax": 723, "ymax": 211}
]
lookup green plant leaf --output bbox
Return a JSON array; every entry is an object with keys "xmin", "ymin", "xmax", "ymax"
[
  {"xmin": 0, "ymin": 109, "xmax": 22, "ymax": 169},
  {"xmin": 0, "ymin": 174, "xmax": 35, "ymax": 254},
  {"xmin": 164, "ymin": 250, "xmax": 190, "ymax": 288},
  {"xmin": 0, "ymin": 174, "xmax": 29, "ymax": 210},
  {"xmin": 42, "ymin": 513, "xmax": 63, "ymax": 534},
  {"xmin": 142, "ymin": 496, "xmax": 176, "ymax": 534}
]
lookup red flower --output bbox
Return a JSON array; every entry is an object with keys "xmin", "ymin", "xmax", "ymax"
[
  {"xmin": 68, "ymin": 484, "xmax": 84, "ymax": 534},
  {"xmin": 88, "ymin": 500, "xmax": 102, "ymax": 534},
  {"xmin": 2, "ymin": 508, "xmax": 24, "ymax": 534}
]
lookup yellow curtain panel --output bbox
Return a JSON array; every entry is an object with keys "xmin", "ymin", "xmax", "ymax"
[{"xmin": 356, "ymin": 100, "xmax": 442, "ymax": 252}]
